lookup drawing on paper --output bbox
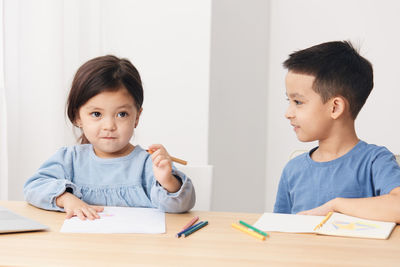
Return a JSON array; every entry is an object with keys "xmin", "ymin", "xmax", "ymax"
[
  {"xmin": 99, "ymin": 212, "xmax": 115, "ymax": 218},
  {"xmin": 332, "ymin": 221, "xmax": 380, "ymax": 231}
]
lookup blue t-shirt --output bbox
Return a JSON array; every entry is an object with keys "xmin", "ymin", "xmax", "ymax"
[
  {"xmin": 24, "ymin": 144, "xmax": 195, "ymax": 213},
  {"xmin": 274, "ymin": 140, "xmax": 400, "ymax": 214}
]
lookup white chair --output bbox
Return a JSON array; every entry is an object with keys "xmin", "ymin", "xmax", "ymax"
[
  {"xmin": 177, "ymin": 165, "xmax": 213, "ymax": 211},
  {"xmin": 289, "ymin": 150, "xmax": 307, "ymax": 160}
]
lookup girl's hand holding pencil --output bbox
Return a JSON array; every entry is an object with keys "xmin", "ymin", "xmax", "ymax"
[
  {"xmin": 146, "ymin": 147, "xmax": 187, "ymax": 166},
  {"xmin": 147, "ymin": 144, "xmax": 184, "ymax": 193}
]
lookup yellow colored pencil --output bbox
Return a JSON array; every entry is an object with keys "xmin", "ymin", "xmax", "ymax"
[
  {"xmin": 231, "ymin": 223, "xmax": 266, "ymax": 241},
  {"xmin": 313, "ymin": 212, "xmax": 333, "ymax": 231}
]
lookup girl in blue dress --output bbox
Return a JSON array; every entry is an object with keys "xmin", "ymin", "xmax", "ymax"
[{"xmin": 24, "ymin": 55, "xmax": 195, "ymax": 220}]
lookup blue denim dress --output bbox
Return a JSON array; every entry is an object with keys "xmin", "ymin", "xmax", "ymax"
[{"xmin": 24, "ymin": 144, "xmax": 195, "ymax": 213}]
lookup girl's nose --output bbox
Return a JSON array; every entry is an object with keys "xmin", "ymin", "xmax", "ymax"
[{"xmin": 103, "ymin": 117, "xmax": 117, "ymax": 130}]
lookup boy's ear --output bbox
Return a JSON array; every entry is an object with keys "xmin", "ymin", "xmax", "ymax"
[
  {"xmin": 330, "ymin": 96, "xmax": 346, "ymax": 120},
  {"xmin": 135, "ymin": 108, "xmax": 143, "ymax": 128}
]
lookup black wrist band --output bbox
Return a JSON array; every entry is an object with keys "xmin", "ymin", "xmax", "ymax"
[{"xmin": 65, "ymin": 187, "xmax": 73, "ymax": 193}]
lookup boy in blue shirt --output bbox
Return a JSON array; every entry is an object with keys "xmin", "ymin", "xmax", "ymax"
[{"xmin": 274, "ymin": 41, "xmax": 400, "ymax": 223}]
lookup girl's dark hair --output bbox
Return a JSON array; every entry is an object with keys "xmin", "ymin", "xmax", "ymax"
[
  {"xmin": 283, "ymin": 41, "xmax": 373, "ymax": 119},
  {"xmin": 66, "ymin": 55, "xmax": 143, "ymax": 144}
]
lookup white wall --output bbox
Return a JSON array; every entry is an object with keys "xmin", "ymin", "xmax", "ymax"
[
  {"xmin": 265, "ymin": 0, "xmax": 400, "ymax": 211},
  {"xmin": 100, "ymin": 0, "xmax": 211, "ymax": 165},
  {"xmin": 4, "ymin": 0, "xmax": 211, "ymax": 200},
  {"xmin": 209, "ymin": 0, "xmax": 269, "ymax": 212}
]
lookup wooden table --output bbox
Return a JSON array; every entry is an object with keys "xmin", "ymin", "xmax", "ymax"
[{"xmin": 1, "ymin": 201, "xmax": 399, "ymax": 266}]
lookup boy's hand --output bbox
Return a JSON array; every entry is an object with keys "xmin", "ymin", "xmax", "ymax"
[
  {"xmin": 148, "ymin": 144, "xmax": 182, "ymax": 193},
  {"xmin": 297, "ymin": 198, "xmax": 336, "ymax": 216},
  {"xmin": 56, "ymin": 192, "xmax": 104, "ymax": 220}
]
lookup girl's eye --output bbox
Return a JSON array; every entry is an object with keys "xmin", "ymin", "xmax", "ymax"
[
  {"xmin": 91, "ymin": 112, "xmax": 101, "ymax": 118},
  {"xmin": 117, "ymin": 112, "xmax": 128, "ymax": 118}
]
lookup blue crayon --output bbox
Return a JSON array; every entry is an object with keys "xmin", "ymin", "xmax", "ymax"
[
  {"xmin": 176, "ymin": 221, "xmax": 204, "ymax": 238},
  {"xmin": 183, "ymin": 221, "xmax": 208, "ymax": 237}
]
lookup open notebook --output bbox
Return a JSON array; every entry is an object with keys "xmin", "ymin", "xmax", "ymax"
[{"xmin": 253, "ymin": 212, "xmax": 396, "ymax": 239}]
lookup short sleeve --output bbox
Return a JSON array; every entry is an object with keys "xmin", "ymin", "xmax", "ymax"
[
  {"xmin": 371, "ymin": 148, "xmax": 400, "ymax": 195},
  {"xmin": 273, "ymin": 168, "xmax": 292, "ymax": 214}
]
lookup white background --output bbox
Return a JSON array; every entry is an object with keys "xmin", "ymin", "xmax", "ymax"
[
  {"xmin": 2, "ymin": 0, "xmax": 400, "ymax": 213},
  {"xmin": 264, "ymin": 0, "xmax": 400, "ymax": 211},
  {"xmin": 3, "ymin": 0, "xmax": 210, "ymax": 200}
]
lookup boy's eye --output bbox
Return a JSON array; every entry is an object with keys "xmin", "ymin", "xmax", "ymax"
[
  {"xmin": 286, "ymin": 98, "xmax": 303, "ymax": 105},
  {"xmin": 91, "ymin": 112, "xmax": 101, "ymax": 118},
  {"xmin": 117, "ymin": 112, "xmax": 128, "ymax": 118}
]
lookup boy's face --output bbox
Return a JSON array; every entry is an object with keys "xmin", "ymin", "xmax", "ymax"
[{"xmin": 285, "ymin": 71, "xmax": 333, "ymax": 142}]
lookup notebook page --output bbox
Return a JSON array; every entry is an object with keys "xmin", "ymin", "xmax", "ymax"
[
  {"xmin": 253, "ymin": 212, "xmax": 324, "ymax": 233},
  {"xmin": 316, "ymin": 212, "xmax": 396, "ymax": 239}
]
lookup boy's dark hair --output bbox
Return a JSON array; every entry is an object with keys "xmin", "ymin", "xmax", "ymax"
[
  {"xmin": 66, "ymin": 55, "xmax": 143, "ymax": 144},
  {"xmin": 283, "ymin": 41, "xmax": 373, "ymax": 119}
]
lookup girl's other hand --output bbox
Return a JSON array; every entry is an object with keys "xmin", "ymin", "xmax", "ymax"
[
  {"xmin": 148, "ymin": 144, "xmax": 182, "ymax": 193},
  {"xmin": 56, "ymin": 192, "xmax": 104, "ymax": 220}
]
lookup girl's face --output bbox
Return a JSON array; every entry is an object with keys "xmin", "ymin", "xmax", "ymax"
[{"xmin": 75, "ymin": 87, "xmax": 142, "ymax": 158}]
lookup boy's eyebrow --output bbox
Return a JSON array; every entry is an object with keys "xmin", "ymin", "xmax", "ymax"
[{"xmin": 286, "ymin": 92, "xmax": 305, "ymax": 99}]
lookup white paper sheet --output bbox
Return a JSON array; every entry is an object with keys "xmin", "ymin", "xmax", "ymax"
[
  {"xmin": 60, "ymin": 206, "xmax": 165, "ymax": 234},
  {"xmin": 253, "ymin": 212, "xmax": 324, "ymax": 233}
]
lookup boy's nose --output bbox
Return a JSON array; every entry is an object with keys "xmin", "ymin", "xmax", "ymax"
[{"xmin": 285, "ymin": 105, "xmax": 294, "ymax": 119}]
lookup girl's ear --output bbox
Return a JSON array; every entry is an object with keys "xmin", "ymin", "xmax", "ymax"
[
  {"xmin": 330, "ymin": 96, "xmax": 346, "ymax": 120},
  {"xmin": 135, "ymin": 108, "xmax": 143, "ymax": 128},
  {"xmin": 74, "ymin": 117, "xmax": 82, "ymax": 128}
]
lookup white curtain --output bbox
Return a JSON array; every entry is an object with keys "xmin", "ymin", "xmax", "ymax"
[
  {"xmin": 0, "ymin": 0, "xmax": 9, "ymax": 200},
  {"xmin": 3, "ymin": 0, "xmax": 102, "ymax": 200},
  {"xmin": 2, "ymin": 0, "xmax": 211, "ymax": 201}
]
